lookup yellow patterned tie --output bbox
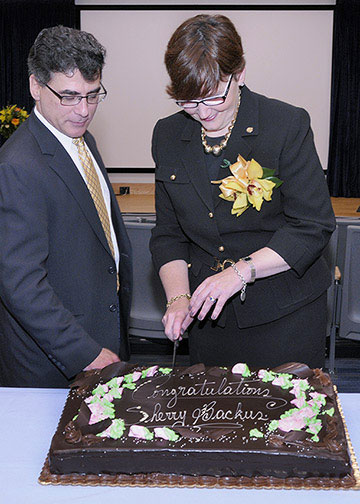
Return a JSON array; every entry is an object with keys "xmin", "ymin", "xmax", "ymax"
[{"xmin": 73, "ymin": 137, "xmax": 119, "ymax": 291}]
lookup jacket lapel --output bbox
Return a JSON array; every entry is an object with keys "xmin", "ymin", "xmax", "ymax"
[
  {"xmin": 180, "ymin": 118, "xmax": 215, "ymax": 212},
  {"xmin": 179, "ymin": 86, "xmax": 260, "ymax": 212},
  {"xmin": 214, "ymin": 85, "xmax": 260, "ymax": 208},
  {"xmin": 28, "ymin": 113, "xmax": 112, "ymax": 257}
]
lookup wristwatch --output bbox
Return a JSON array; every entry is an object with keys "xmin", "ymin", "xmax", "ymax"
[{"xmin": 240, "ymin": 256, "xmax": 256, "ymax": 283}]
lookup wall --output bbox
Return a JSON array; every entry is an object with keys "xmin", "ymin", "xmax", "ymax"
[{"xmin": 77, "ymin": 1, "xmax": 334, "ymax": 183}]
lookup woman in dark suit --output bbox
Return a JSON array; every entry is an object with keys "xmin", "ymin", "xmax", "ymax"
[{"xmin": 149, "ymin": 14, "xmax": 335, "ymax": 368}]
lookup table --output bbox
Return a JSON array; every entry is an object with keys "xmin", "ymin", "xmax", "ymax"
[
  {"xmin": 0, "ymin": 388, "xmax": 358, "ymax": 504},
  {"xmin": 111, "ymin": 184, "xmax": 360, "ymax": 218},
  {"xmin": 331, "ymin": 198, "xmax": 360, "ymax": 218}
]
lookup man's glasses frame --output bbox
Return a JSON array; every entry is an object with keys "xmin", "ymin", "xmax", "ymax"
[
  {"xmin": 44, "ymin": 82, "xmax": 107, "ymax": 106},
  {"xmin": 176, "ymin": 74, "xmax": 233, "ymax": 109}
]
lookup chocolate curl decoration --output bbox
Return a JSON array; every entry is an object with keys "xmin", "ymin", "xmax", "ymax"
[
  {"xmin": 173, "ymin": 427, "xmax": 204, "ymax": 439},
  {"xmin": 179, "ymin": 363, "xmax": 206, "ymax": 376},
  {"xmin": 207, "ymin": 367, "xmax": 228, "ymax": 377},
  {"xmin": 80, "ymin": 418, "xmax": 112, "ymax": 436},
  {"xmin": 202, "ymin": 428, "xmax": 235, "ymax": 440},
  {"xmin": 73, "ymin": 397, "xmax": 113, "ymax": 436},
  {"xmin": 99, "ymin": 361, "xmax": 136, "ymax": 382},
  {"xmin": 272, "ymin": 362, "xmax": 313, "ymax": 379},
  {"xmin": 73, "ymin": 401, "xmax": 91, "ymax": 427},
  {"xmin": 309, "ymin": 369, "xmax": 335, "ymax": 398}
]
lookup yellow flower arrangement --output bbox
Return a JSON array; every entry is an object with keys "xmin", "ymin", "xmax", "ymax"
[
  {"xmin": 0, "ymin": 105, "xmax": 29, "ymax": 140},
  {"xmin": 212, "ymin": 154, "xmax": 283, "ymax": 216}
]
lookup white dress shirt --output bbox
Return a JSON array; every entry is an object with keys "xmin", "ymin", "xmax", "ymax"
[{"xmin": 34, "ymin": 107, "xmax": 120, "ymax": 271}]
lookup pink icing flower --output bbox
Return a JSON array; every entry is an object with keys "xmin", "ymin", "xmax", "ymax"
[
  {"xmin": 154, "ymin": 427, "xmax": 170, "ymax": 440},
  {"xmin": 297, "ymin": 406, "xmax": 316, "ymax": 420},
  {"xmin": 132, "ymin": 371, "xmax": 142, "ymax": 382},
  {"xmin": 307, "ymin": 420, "xmax": 322, "ymax": 434},
  {"xmin": 272, "ymin": 376, "xmax": 286, "ymax": 387},
  {"xmin": 144, "ymin": 366, "xmax": 158, "ymax": 377},
  {"xmin": 88, "ymin": 403, "xmax": 107, "ymax": 424},
  {"xmin": 278, "ymin": 414, "xmax": 306, "ymax": 432},
  {"xmin": 309, "ymin": 392, "xmax": 326, "ymax": 405},
  {"xmin": 103, "ymin": 393, "xmax": 114, "ymax": 402},
  {"xmin": 258, "ymin": 369, "xmax": 266, "ymax": 379},
  {"xmin": 128, "ymin": 425, "xmax": 153, "ymax": 440},
  {"xmin": 290, "ymin": 379, "xmax": 309, "ymax": 398},
  {"xmin": 232, "ymin": 363, "xmax": 246, "ymax": 374},
  {"xmin": 232, "ymin": 363, "xmax": 250, "ymax": 376},
  {"xmin": 291, "ymin": 397, "xmax": 306, "ymax": 409}
]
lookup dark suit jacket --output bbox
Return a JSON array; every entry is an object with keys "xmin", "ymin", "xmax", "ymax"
[
  {"xmin": 150, "ymin": 86, "xmax": 336, "ymax": 329},
  {"xmin": 0, "ymin": 112, "xmax": 132, "ymax": 387}
]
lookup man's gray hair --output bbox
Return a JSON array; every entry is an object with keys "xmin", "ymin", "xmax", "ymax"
[{"xmin": 28, "ymin": 25, "xmax": 106, "ymax": 84}]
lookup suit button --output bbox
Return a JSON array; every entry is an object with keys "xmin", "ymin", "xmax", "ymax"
[
  {"xmin": 208, "ymin": 212, "xmax": 214, "ymax": 218},
  {"xmin": 170, "ymin": 174, "xmax": 176, "ymax": 180},
  {"xmin": 218, "ymin": 246, "xmax": 225, "ymax": 252},
  {"xmin": 109, "ymin": 304, "xmax": 117, "ymax": 312},
  {"xmin": 108, "ymin": 266, "xmax": 116, "ymax": 274}
]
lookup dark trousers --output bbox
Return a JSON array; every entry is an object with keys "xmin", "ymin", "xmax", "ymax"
[{"xmin": 188, "ymin": 292, "xmax": 327, "ymax": 369}]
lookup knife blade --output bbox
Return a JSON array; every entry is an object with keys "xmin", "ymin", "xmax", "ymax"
[{"xmin": 171, "ymin": 339, "xmax": 179, "ymax": 369}]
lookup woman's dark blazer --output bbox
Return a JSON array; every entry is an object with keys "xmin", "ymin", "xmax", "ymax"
[{"xmin": 150, "ymin": 86, "xmax": 336, "ymax": 329}]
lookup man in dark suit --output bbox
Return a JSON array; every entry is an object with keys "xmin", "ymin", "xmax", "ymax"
[{"xmin": 0, "ymin": 26, "xmax": 132, "ymax": 387}]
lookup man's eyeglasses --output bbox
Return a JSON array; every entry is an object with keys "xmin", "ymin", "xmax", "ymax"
[
  {"xmin": 176, "ymin": 74, "xmax": 233, "ymax": 109},
  {"xmin": 44, "ymin": 82, "xmax": 107, "ymax": 106}
]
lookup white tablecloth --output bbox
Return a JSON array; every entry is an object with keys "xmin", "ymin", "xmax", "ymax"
[{"xmin": 0, "ymin": 387, "xmax": 359, "ymax": 504}]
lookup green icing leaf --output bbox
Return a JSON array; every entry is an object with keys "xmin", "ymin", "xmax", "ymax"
[
  {"xmin": 143, "ymin": 427, "xmax": 154, "ymax": 441},
  {"xmin": 280, "ymin": 408, "xmax": 298, "ymax": 419},
  {"xmin": 124, "ymin": 373, "xmax": 135, "ymax": 384},
  {"xmin": 241, "ymin": 364, "xmax": 251, "ymax": 377},
  {"xmin": 103, "ymin": 405, "xmax": 116, "ymax": 419},
  {"xmin": 268, "ymin": 420, "xmax": 279, "ymax": 432},
  {"xmin": 163, "ymin": 427, "xmax": 180, "ymax": 441},
  {"xmin": 109, "ymin": 419, "xmax": 125, "ymax": 439},
  {"xmin": 159, "ymin": 367, "xmax": 172, "ymax": 375},
  {"xmin": 261, "ymin": 370, "xmax": 277, "ymax": 382},
  {"xmin": 109, "ymin": 388, "xmax": 122, "ymax": 399},
  {"xmin": 92, "ymin": 384, "xmax": 108, "ymax": 396},
  {"xmin": 106, "ymin": 377, "xmax": 119, "ymax": 388},
  {"xmin": 141, "ymin": 367, "xmax": 156, "ymax": 379},
  {"xmin": 324, "ymin": 407, "xmax": 335, "ymax": 417},
  {"xmin": 278, "ymin": 375, "xmax": 294, "ymax": 389},
  {"xmin": 123, "ymin": 383, "xmax": 136, "ymax": 390},
  {"xmin": 249, "ymin": 428, "xmax": 263, "ymax": 438}
]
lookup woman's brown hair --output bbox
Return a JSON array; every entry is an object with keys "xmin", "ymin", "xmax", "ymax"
[{"xmin": 165, "ymin": 14, "xmax": 245, "ymax": 101}]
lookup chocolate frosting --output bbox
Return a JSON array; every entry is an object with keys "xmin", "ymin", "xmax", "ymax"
[{"xmin": 49, "ymin": 362, "xmax": 354, "ymax": 483}]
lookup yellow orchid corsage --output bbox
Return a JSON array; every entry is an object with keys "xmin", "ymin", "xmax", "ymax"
[{"xmin": 212, "ymin": 154, "xmax": 283, "ymax": 216}]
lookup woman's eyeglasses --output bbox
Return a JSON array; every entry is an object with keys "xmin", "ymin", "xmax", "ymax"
[{"xmin": 176, "ymin": 75, "xmax": 233, "ymax": 109}]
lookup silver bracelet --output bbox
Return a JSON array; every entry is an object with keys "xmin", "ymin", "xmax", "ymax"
[
  {"xmin": 231, "ymin": 262, "xmax": 247, "ymax": 302},
  {"xmin": 239, "ymin": 256, "xmax": 256, "ymax": 283}
]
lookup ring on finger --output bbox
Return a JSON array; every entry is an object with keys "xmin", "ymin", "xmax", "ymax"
[{"xmin": 209, "ymin": 296, "xmax": 217, "ymax": 303}]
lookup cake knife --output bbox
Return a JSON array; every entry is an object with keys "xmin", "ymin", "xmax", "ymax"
[{"xmin": 171, "ymin": 339, "xmax": 179, "ymax": 369}]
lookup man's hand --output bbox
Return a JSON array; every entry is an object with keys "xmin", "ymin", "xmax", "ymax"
[{"xmin": 83, "ymin": 347, "xmax": 120, "ymax": 371}]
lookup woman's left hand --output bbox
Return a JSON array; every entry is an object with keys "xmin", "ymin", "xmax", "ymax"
[{"xmin": 181, "ymin": 266, "xmax": 244, "ymax": 330}]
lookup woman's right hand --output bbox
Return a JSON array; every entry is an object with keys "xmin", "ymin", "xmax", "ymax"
[{"xmin": 162, "ymin": 298, "xmax": 193, "ymax": 342}]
